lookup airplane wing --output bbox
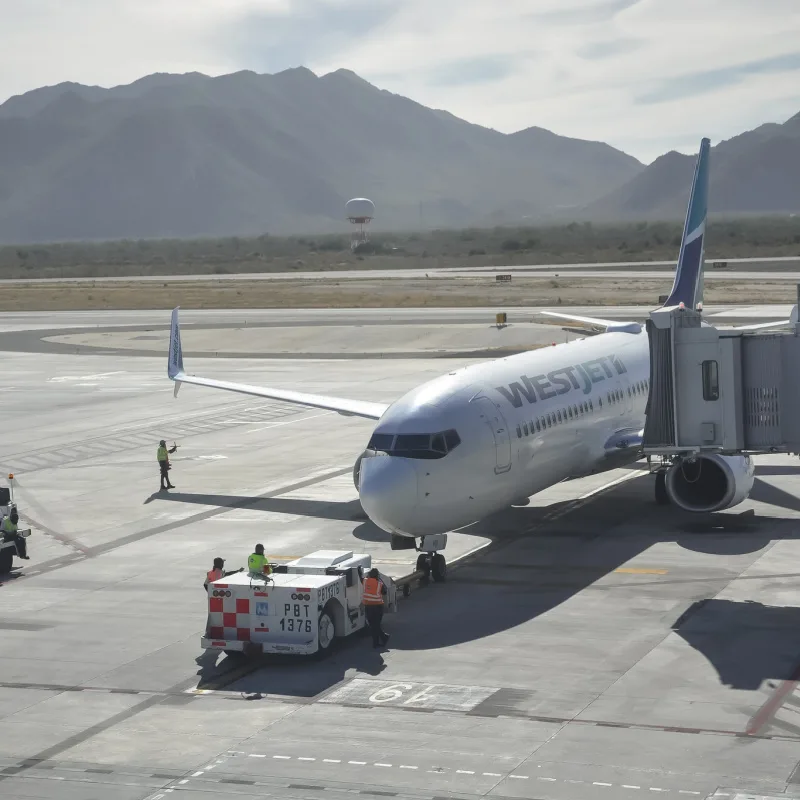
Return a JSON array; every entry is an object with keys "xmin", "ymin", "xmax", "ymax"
[
  {"xmin": 167, "ymin": 308, "xmax": 388, "ymax": 420},
  {"xmin": 539, "ymin": 311, "xmax": 642, "ymax": 334},
  {"xmin": 728, "ymin": 307, "xmax": 798, "ymax": 331}
]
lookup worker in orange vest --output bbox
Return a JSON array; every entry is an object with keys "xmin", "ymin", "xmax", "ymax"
[
  {"xmin": 362, "ymin": 567, "xmax": 390, "ymax": 648},
  {"xmin": 204, "ymin": 557, "xmax": 243, "ymax": 591}
]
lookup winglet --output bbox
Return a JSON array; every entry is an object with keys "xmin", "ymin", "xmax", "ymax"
[
  {"xmin": 168, "ymin": 307, "xmax": 184, "ymax": 396},
  {"xmin": 663, "ymin": 138, "xmax": 711, "ymax": 310}
]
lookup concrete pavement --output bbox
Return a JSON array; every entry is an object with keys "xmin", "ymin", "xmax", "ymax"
[{"xmin": 0, "ymin": 311, "xmax": 799, "ymax": 800}]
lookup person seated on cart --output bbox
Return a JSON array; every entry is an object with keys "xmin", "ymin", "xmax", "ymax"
[{"xmin": 204, "ymin": 557, "xmax": 243, "ymax": 591}]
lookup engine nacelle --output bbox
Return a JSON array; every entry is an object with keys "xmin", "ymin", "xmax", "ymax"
[
  {"xmin": 665, "ymin": 454, "xmax": 755, "ymax": 513},
  {"xmin": 353, "ymin": 449, "xmax": 377, "ymax": 490}
]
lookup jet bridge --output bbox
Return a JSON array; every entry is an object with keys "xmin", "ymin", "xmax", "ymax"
[{"xmin": 642, "ymin": 301, "xmax": 800, "ymax": 512}]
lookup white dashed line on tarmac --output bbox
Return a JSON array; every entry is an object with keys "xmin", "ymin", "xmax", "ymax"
[{"xmin": 230, "ymin": 752, "xmax": 704, "ymax": 794}]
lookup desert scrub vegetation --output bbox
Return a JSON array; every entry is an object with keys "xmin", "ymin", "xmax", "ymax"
[{"xmin": 1, "ymin": 216, "xmax": 798, "ymax": 280}]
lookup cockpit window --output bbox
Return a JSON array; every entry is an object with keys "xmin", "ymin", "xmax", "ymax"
[
  {"xmin": 366, "ymin": 429, "xmax": 461, "ymax": 459},
  {"xmin": 395, "ymin": 434, "xmax": 431, "ymax": 452},
  {"xmin": 367, "ymin": 433, "xmax": 394, "ymax": 451}
]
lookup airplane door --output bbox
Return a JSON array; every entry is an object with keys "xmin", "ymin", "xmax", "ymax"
[{"xmin": 473, "ymin": 396, "xmax": 512, "ymax": 474}]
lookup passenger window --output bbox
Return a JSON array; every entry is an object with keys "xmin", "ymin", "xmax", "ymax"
[
  {"xmin": 523, "ymin": 422, "xmax": 529, "ymax": 436},
  {"xmin": 516, "ymin": 425, "xmax": 522, "ymax": 438},
  {"xmin": 702, "ymin": 360, "xmax": 719, "ymax": 401},
  {"xmin": 536, "ymin": 419, "xmax": 541, "ymax": 432},
  {"xmin": 567, "ymin": 408, "xmax": 573, "ymax": 419},
  {"xmin": 557, "ymin": 410, "xmax": 562, "ymax": 423}
]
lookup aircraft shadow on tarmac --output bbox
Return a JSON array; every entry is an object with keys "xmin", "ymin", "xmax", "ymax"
[
  {"xmin": 671, "ymin": 598, "xmax": 800, "ymax": 690},
  {"xmin": 148, "ymin": 490, "xmax": 397, "ymax": 541},
  {"xmin": 183, "ymin": 470, "xmax": 800, "ymax": 700},
  {"xmin": 150, "ymin": 491, "xmax": 371, "ymax": 522}
]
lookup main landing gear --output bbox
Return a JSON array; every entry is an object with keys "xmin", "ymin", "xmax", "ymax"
[
  {"xmin": 391, "ymin": 533, "xmax": 448, "ymax": 591},
  {"xmin": 654, "ymin": 469, "xmax": 670, "ymax": 505}
]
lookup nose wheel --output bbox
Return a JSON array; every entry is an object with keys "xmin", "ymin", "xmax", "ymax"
[{"xmin": 416, "ymin": 552, "xmax": 447, "ymax": 583}]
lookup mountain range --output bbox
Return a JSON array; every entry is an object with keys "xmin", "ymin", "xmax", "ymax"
[{"xmin": 0, "ymin": 68, "xmax": 797, "ymax": 244}]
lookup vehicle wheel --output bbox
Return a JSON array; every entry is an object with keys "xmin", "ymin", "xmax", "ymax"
[
  {"xmin": 655, "ymin": 471, "xmax": 669, "ymax": 505},
  {"xmin": 317, "ymin": 609, "xmax": 336, "ymax": 656},
  {"xmin": 416, "ymin": 553, "xmax": 430, "ymax": 576},
  {"xmin": 431, "ymin": 554, "xmax": 447, "ymax": 583},
  {"xmin": 402, "ymin": 583, "xmax": 411, "ymax": 598}
]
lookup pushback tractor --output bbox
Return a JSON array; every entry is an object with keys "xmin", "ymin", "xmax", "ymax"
[
  {"xmin": 0, "ymin": 478, "xmax": 32, "ymax": 575},
  {"xmin": 202, "ymin": 550, "xmax": 397, "ymax": 657}
]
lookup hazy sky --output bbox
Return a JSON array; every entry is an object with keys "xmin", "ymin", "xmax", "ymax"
[{"xmin": 3, "ymin": 0, "xmax": 800, "ymax": 162}]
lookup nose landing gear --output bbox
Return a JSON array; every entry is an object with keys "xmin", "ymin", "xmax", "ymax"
[
  {"xmin": 390, "ymin": 532, "xmax": 448, "ymax": 594},
  {"xmin": 413, "ymin": 533, "xmax": 448, "ymax": 584}
]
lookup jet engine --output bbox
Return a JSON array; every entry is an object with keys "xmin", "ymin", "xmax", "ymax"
[
  {"xmin": 353, "ymin": 449, "xmax": 377, "ymax": 490},
  {"xmin": 665, "ymin": 454, "xmax": 755, "ymax": 513}
]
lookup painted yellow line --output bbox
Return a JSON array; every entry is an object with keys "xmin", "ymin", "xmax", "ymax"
[{"xmin": 614, "ymin": 567, "xmax": 668, "ymax": 575}]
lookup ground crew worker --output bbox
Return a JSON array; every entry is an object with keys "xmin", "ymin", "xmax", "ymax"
[
  {"xmin": 2, "ymin": 511, "xmax": 28, "ymax": 560},
  {"xmin": 247, "ymin": 543, "xmax": 271, "ymax": 577},
  {"xmin": 157, "ymin": 439, "xmax": 178, "ymax": 492},
  {"xmin": 204, "ymin": 557, "xmax": 243, "ymax": 590},
  {"xmin": 362, "ymin": 567, "xmax": 389, "ymax": 648}
]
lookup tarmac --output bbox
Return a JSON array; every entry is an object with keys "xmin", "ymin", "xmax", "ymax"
[{"xmin": 1, "ymin": 309, "xmax": 799, "ymax": 800}]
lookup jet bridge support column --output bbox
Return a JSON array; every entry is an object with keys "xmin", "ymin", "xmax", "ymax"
[{"xmin": 642, "ymin": 302, "xmax": 800, "ymax": 513}]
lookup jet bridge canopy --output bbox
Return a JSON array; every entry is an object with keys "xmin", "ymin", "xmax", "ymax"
[{"xmin": 643, "ymin": 304, "xmax": 800, "ymax": 456}]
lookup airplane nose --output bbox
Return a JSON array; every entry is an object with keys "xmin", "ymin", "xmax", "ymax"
[{"xmin": 358, "ymin": 455, "xmax": 419, "ymax": 535}]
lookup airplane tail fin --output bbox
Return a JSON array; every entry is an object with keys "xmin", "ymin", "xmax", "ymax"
[
  {"xmin": 662, "ymin": 137, "xmax": 711, "ymax": 310},
  {"xmin": 168, "ymin": 307, "xmax": 184, "ymax": 397}
]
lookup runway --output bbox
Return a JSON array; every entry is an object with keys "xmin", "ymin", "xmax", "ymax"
[
  {"xmin": 0, "ymin": 308, "xmax": 799, "ymax": 800},
  {"xmin": 2, "ymin": 255, "xmax": 800, "ymax": 285}
]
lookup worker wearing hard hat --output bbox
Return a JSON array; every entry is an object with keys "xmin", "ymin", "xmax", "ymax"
[
  {"xmin": 204, "ymin": 557, "xmax": 243, "ymax": 590},
  {"xmin": 2, "ymin": 511, "xmax": 28, "ymax": 560},
  {"xmin": 247, "ymin": 544, "xmax": 271, "ymax": 577},
  {"xmin": 362, "ymin": 567, "xmax": 389, "ymax": 648},
  {"xmin": 157, "ymin": 440, "xmax": 178, "ymax": 492}
]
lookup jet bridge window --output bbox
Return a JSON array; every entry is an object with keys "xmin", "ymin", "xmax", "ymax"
[{"xmin": 702, "ymin": 360, "xmax": 720, "ymax": 401}]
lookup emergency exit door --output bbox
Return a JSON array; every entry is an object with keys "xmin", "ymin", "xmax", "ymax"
[{"xmin": 473, "ymin": 396, "xmax": 512, "ymax": 474}]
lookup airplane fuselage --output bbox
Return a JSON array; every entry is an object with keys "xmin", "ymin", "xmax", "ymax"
[{"xmin": 358, "ymin": 330, "xmax": 651, "ymax": 536}]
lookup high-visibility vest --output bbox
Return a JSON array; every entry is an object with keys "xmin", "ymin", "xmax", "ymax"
[
  {"xmin": 157, "ymin": 446, "xmax": 168, "ymax": 463},
  {"xmin": 248, "ymin": 553, "xmax": 270, "ymax": 574},
  {"xmin": 363, "ymin": 577, "xmax": 384, "ymax": 605},
  {"xmin": 2, "ymin": 517, "xmax": 16, "ymax": 534},
  {"xmin": 206, "ymin": 568, "xmax": 223, "ymax": 585}
]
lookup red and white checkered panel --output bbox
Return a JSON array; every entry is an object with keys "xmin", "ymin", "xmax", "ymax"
[{"xmin": 208, "ymin": 585, "xmax": 252, "ymax": 641}]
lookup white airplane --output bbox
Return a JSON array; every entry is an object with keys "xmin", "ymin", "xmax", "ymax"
[{"xmin": 167, "ymin": 138, "xmax": 794, "ymax": 578}]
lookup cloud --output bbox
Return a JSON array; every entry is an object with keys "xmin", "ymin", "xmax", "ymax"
[
  {"xmin": 527, "ymin": 0, "xmax": 642, "ymax": 26},
  {"xmin": 636, "ymin": 52, "xmax": 800, "ymax": 105},
  {"xmin": 1, "ymin": 0, "xmax": 799, "ymax": 162},
  {"xmin": 416, "ymin": 57, "xmax": 520, "ymax": 88},
  {"xmin": 221, "ymin": 0, "xmax": 399, "ymax": 74},
  {"xmin": 577, "ymin": 38, "xmax": 642, "ymax": 60}
]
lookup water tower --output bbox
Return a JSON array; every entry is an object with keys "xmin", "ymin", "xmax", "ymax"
[{"xmin": 346, "ymin": 197, "xmax": 375, "ymax": 250}]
